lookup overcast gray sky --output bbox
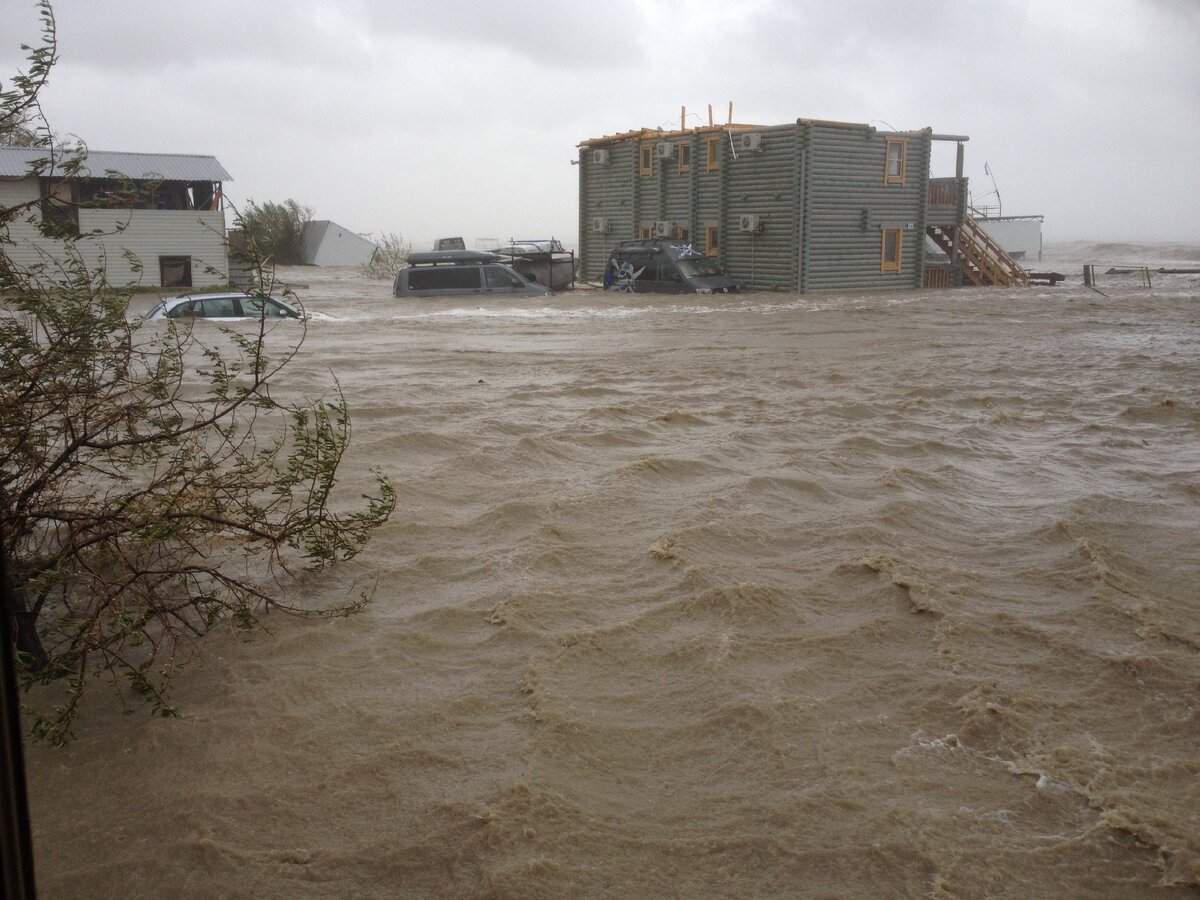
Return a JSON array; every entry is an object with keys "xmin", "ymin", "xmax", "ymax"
[{"xmin": 3, "ymin": 0, "xmax": 1199, "ymax": 248}]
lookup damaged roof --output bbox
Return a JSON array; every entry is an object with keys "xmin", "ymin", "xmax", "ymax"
[
  {"xmin": 0, "ymin": 147, "xmax": 231, "ymax": 181},
  {"xmin": 579, "ymin": 118, "xmax": 934, "ymax": 147},
  {"xmin": 578, "ymin": 123, "xmax": 762, "ymax": 147}
]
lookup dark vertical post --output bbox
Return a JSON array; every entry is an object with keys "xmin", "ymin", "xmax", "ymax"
[
  {"xmin": 955, "ymin": 141, "xmax": 964, "ymax": 179},
  {"xmin": 1, "ymin": 541, "xmax": 38, "ymax": 900}
]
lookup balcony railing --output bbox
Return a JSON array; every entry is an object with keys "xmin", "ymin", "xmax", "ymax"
[{"xmin": 927, "ymin": 178, "xmax": 961, "ymax": 208}]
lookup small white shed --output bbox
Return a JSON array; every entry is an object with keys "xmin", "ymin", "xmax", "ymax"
[{"xmin": 301, "ymin": 220, "xmax": 377, "ymax": 267}]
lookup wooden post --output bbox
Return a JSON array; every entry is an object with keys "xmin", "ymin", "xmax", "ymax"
[
  {"xmin": 727, "ymin": 101, "xmax": 733, "ymax": 125},
  {"xmin": 955, "ymin": 142, "xmax": 964, "ymax": 179},
  {"xmin": 681, "ymin": 106, "xmax": 686, "ymax": 131},
  {"xmin": 708, "ymin": 104, "xmax": 713, "ymax": 127}
]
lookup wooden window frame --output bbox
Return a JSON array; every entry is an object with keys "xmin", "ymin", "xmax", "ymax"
[
  {"xmin": 880, "ymin": 228, "xmax": 903, "ymax": 273},
  {"xmin": 706, "ymin": 136, "xmax": 720, "ymax": 171},
  {"xmin": 705, "ymin": 225, "xmax": 720, "ymax": 257},
  {"xmin": 675, "ymin": 225, "xmax": 690, "ymax": 243},
  {"xmin": 677, "ymin": 142, "xmax": 691, "ymax": 174},
  {"xmin": 637, "ymin": 225, "xmax": 654, "ymax": 239},
  {"xmin": 639, "ymin": 144, "xmax": 654, "ymax": 176},
  {"xmin": 884, "ymin": 137, "xmax": 908, "ymax": 185}
]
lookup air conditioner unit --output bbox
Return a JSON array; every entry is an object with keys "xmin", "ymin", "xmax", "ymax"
[
  {"xmin": 739, "ymin": 132, "xmax": 763, "ymax": 152},
  {"xmin": 655, "ymin": 142, "xmax": 676, "ymax": 159},
  {"xmin": 739, "ymin": 214, "xmax": 762, "ymax": 233},
  {"xmin": 592, "ymin": 217, "xmax": 612, "ymax": 233},
  {"xmin": 591, "ymin": 148, "xmax": 610, "ymax": 166},
  {"xmin": 653, "ymin": 221, "xmax": 674, "ymax": 238}
]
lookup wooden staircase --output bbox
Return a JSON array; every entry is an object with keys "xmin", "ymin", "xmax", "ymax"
[{"xmin": 927, "ymin": 217, "xmax": 1030, "ymax": 287}]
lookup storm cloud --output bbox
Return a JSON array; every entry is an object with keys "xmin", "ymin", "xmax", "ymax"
[{"xmin": 2, "ymin": 0, "xmax": 1197, "ymax": 246}]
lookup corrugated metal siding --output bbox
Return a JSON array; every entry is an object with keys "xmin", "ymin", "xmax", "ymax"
[
  {"xmin": 1, "ymin": 194, "xmax": 228, "ymax": 287},
  {"xmin": 80, "ymin": 210, "xmax": 229, "ymax": 285},
  {"xmin": 0, "ymin": 177, "xmax": 38, "ymax": 206},
  {"xmin": 0, "ymin": 147, "xmax": 231, "ymax": 181},
  {"xmin": 301, "ymin": 220, "xmax": 376, "ymax": 267}
]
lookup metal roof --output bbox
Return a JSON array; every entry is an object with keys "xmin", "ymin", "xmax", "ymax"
[{"xmin": 0, "ymin": 147, "xmax": 231, "ymax": 181}]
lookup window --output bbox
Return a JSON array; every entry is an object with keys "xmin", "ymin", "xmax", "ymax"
[
  {"xmin": 242, "ymin": 296, "xmax": 295, "ymax": 318},
  {"xmin": 880, "ymin": 228, "xmax": 903, "ymax": 273},
  {"xmin": 706, "ymin": 137, "xmax": 720, "ymax": 171},
  {"xmin": 677, "ymin": 142, "xmax": 691, "ymax": 174},
  {"xmin": 39, "ymin": 177, "xmax": 79, "ymax": 236},
  {"xmin": 159, "ymin": 255, "xmax": 192, "ymax": 288},
  {"xmin": 705, "ymin": 226, "xmax": 720, "ymax": 257},
  {"xmin": 483, "ymin": 265, "xmax": 522, "ymax": 289},
  {"xmin": 407, "ymin": 267, "xmax": 481, "ymax": 291},
  {"xmin": 677, "ymin": 256, "xmax": 724, "ymax": 278},
  {"xmin": 675, "ymin": 225, "xmax": 690, "ymax": 243},
  {"xmin": 199, "ymin": 296, "xmax": 238, "ymax": 317},
  {"xmin": 639, "ymin": 144, "xmax": 654, "ymax": 176},
  {"xmin": 884, "ymin": 137, "xmax": 908, "ymax": 185},
  {"xmin": 637, "ymin": 225, "xmax": 654, "ymax": 239}
]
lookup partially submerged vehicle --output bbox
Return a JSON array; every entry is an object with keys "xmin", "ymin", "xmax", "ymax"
[
  {"xmin": 144, "ymin": 291, "xmax": 302, "ymax": 320},
  {"xmin": 392, "ymin": 250, "xmax": 552, "ymax": 298},
  {"xmin": 603, "ymin": 239, "xmax": 739, "ymax": 294},
  {"xmin": 490, "ymin": 239, "xmax": 578, "ymax": 291}
]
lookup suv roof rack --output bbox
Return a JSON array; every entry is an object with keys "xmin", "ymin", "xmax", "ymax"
[{"xmin": 407, "ymin": 250, "xmax": 501, "ymax": 267}]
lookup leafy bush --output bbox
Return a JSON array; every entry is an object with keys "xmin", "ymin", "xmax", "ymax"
[
  {"xmin": 361, "ymin": 231, "xmax": 411, "ymax": 279},
  {"xmin": 1, "ymin": 1, "xmax": 395, "ymax": 742},
  {"xmin": 232, "ymin": 198, "xmax": 314, "ymax": 266}
]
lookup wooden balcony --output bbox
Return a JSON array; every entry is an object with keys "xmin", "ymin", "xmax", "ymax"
[{"xmin": 926, "ymin": 177, "xmax": 965, "ymax": 226}]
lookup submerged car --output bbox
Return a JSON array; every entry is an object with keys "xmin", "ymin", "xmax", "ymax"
[
  {"xmin": 144, "ymin": 291, "xmax": 302, "ymax": 320},
  {"xmin": 392, "ymin": 250, "xmax": 552, "ymax": 298},
  {"xmin": 604, "ymin": 239, "xmax": 739, "ymax": 294}
]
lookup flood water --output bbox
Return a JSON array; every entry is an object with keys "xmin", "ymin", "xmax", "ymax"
[{"xmin": 23, "ymin": 244, "xmax": 1200, "ymax": 897}]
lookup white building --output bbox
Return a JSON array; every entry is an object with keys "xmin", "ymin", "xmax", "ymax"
[
  {"xmin": 301, "ymin": 220, "xmax": 377, "ymax": 267},
  {"xmin": 975, "ymin": 215, "xmax": 1043, "ymax": 263},
  {"xmin": 0, "ymin": 147, "xmax": 231, "ymax": 288}
]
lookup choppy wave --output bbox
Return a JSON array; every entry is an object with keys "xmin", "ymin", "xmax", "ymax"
[{"xmin": 30, "ymin": 258, "xmax": 1200, "ymax": 897}]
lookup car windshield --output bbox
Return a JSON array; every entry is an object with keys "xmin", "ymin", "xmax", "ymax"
[{"xmin": 676, "ymin": 257, "xmax": 724, "ymax": 277}]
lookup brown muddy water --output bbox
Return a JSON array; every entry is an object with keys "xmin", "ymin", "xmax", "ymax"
[{"xmin": 23, "ymin": 245, "xmax": 1200, "ymax": 898}]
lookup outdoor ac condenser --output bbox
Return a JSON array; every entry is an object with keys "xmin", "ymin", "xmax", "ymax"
[{"xmin": 739, "ymin": 214, "xmax": 762, "ymax": 232}]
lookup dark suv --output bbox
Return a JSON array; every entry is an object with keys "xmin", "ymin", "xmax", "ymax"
[
  {"xmin": 393, "ymin": 250, "xmax": 552, "ymax": 298},
  {"xmin": 604, "ymin": 240, "xmax": 739, "ymax": 294}
]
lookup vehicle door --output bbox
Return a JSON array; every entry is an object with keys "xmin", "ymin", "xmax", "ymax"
[
  {"xmin": 198, "ymin": 296, "xmax": 239, "ymax": 318},
  {"xmin": 655, "ymin": 252, "xmax": 687, "ymax": 293},
  {"xmin": 609, "ymin": 251, "xmax": 655, "ymax": 292},
  {"xmin": 482, "ymin": 265, "xmax": 529, "ymax": 294}
]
